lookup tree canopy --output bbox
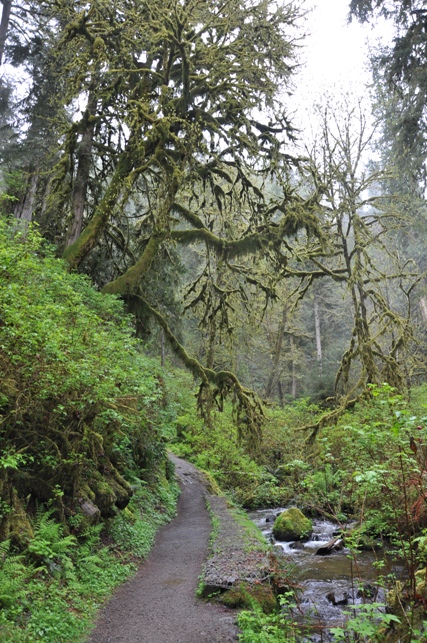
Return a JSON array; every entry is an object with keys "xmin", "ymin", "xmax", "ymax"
[
  {"xmin": 1, "ymin": 0, "xmax": 425, "ymax": 437},
  {"xmin": 1, "ymin": 0, "xmax": 327, "ymax": 443}
]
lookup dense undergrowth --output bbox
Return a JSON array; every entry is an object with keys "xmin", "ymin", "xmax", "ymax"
[
  {"xmin": 172, "ymin": 382, "xmax": 427, "ymax": 537},
  {"xmin": 0, "ymin": 219, "xmax": 180, "ymax": 641}
]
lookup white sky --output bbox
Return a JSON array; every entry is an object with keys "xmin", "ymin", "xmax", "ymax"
[{"xmin": 291, "ymin": 0, "xmax": 393, "ymax": 128}]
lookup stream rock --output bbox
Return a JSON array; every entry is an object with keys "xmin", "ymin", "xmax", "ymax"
[
  {"xmin": 357, "ymin": 583, "xmax": 378, "ymax": 600},
  {"xmin": 326, "ymin": 590, "xmax": 350, "ymax": 606},
  {"xmin": 289, "ymin": 541, "xmax": 305, "ymax": 550},
  {"xmin": 314, "ymin": 537, "xmax": 344, "ymax": 555},
  {"xmin": 80, "ymin": 500, "xmax": 101, "ymax": 521},
  {"xmin": 273, "ymin": 507, "xmax": 313, "ymax": 541}
]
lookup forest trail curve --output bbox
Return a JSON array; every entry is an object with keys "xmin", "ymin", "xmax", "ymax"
[{"xmin": 86, "ymin": 455, "xmax": 239, "ymax": 643}]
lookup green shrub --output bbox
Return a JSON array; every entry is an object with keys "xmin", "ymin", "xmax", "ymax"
[
  {"xmin": 0, "ymin": 540, "xmax": 28, "ymax": 609},
  {"xmin": 0, "ymin": 218, "xmax": 181, "ymax": 641},
  {"xmin": 0, "ymin": 474, "xmax": 178, "ymax": 642},
  {"xmin": 237, "ymin": 591, "xmax": 300, "ymax": 642},
  {"xmin": 0, "ymin": 218, "xmax": 171, "ymax": 535}
]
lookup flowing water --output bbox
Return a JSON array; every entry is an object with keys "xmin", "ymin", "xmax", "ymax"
[{"xmin": 248, "ymin": 507, "xmax": 403, "ymax": 640}]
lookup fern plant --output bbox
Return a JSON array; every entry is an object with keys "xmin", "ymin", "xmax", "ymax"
[
  {"xmin": 0, "ymin": 540, "xmax": 28, "ymax": 608},
  {"xmin": 74, "ymin": 524, "xmax": 105, "ymax": 574},
  {"xmin": 0, "ymin": 623, "xmax": 33, "ymax": 643},
  {"xmin": 28, "ymin": 507, "xmax": 77, "ymax": 578}
]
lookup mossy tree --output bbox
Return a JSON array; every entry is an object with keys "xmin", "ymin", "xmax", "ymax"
[
  {"xmin": 0, "ymin": 220, "xmax": 175, "ymax": 541},
  {"xmin": 3, "ymin": 0, "xmax": 326, "ymax": 443},
  {"xmin": 300, "ymin": 97, "xmax": 421, "ymax": 434}
]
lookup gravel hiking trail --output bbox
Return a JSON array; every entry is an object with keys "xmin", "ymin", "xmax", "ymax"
[{"xmin": 86, "ymin": 455, "xmax": 239, "ymax": 643}]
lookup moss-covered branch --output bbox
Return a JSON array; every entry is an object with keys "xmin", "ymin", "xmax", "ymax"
[
  {"xmin": 136, "ymin": 295, "xmax": 263, "ymax": 449},
  {"xmin": 301, "ymin": 396, "xmax": 359, "ymax": 442},
  {"xmin": 172, "ymin": 203, "xmax": 207, "ymax": 229},
  {"xmin": 170, "ymin": 206, "xmax": 321, "ymax": 260},
  {"xmin": 102, "ymin": 232, "xmax": 165, "ymax": 295},
  {"xmin": 63, "ymin": 147, "xmax": 136, "ymax": 268},
  {"xmin": 102, "ymin": 169, "xmax": 181, "ymax": 295},
  {"xmin": 170, "ymin": 227, "xmax": 263, "ymax": 257}
]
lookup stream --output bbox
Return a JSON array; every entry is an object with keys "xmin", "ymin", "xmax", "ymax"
[{"xmin": 248, "ymin": 507, "xmax": 403, "ymax": 640}]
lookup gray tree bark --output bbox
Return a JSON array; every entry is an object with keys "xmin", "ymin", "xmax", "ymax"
[
  {"xmin": 15, "ymin": 171, "xmax": 38, "ymax": 222},
  {"xmin": 265, "ymin": 304, "xmax": 287, "ymax": 399},
  {"xmin": 0, "ymin": 0, "xmax": 12, "ymax": 67},
  {"xmin": 65, "ymin": 92, "xmax": 97, "ymax": 247},
  {"xmin": 314, "ymin": 295, "xmax": 322, "ymax": 367}
]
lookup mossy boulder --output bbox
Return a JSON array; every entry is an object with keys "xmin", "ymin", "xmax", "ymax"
[
  {"xmin": 89, "ymin": 468, "xmax": 133, "ymax": 518},
  {"xmin": 0, "ymin": 489, "xmax": 34, "ymax": 545},
  {"xmin": 218, "ymin": 583, "xmax": 277, "ymax": 614},
  {"xmin": 272, "ymin": 507, "xmax": 312, "ymax": 541}
]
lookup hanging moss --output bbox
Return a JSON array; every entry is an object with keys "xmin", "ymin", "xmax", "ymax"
[{"xmin": 136, "ymin": 295, "xmax": 264, "ymax": 450}]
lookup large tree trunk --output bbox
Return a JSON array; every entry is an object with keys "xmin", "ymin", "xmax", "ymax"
[
  {"xmin": 265, "ymin": 303, "xmax": 287, "ymax": 399},
  {"xmin": 290, "ymin": 335, "xmax": 297, "ymax": 398},
  {"xmin": 102, "ymin": 173, "xmax": 180, "ymax": 295},
  {"xmin": 0, "ymin": 0, "xmax": 12, "ymax": 67},
  {"xmin": 63, "ymin": 147, "xmax": 135, "ymax": 268},
  {"xmin": 314, "ymin": 295, "xmax": 322, "ymax": 367},
  {"xmin": 277, "ymin": 379, "xmax": 284, "ymax": 407},
  {"xmin": 420, "ymin": 297, "xmax": 427, "ymax": 324},
  {"xmin": 206, "ymin": 322, "xmax": 216, "ymax": 370},
  {"xmin": 15, "ymin": 171, "xmax": 38, "ymax": 222},
  {"xmin": 65, "ymin": 93, "xmax": 97, "ymax": 247},
  {"xmin": 160, "ymin": 329, "xmax": 165, "ymax": 367}
]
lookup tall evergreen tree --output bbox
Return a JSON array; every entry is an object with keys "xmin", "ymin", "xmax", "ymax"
[{"xmin": 349, "ymin": 0, "xmax": 427, "ymax": 183}]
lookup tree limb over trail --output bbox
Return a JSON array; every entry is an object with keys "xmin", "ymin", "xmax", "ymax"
[
  {"xmin": 300, "ymin": 396, "xmax": 359, "ymax": 443},
  {"xmin": 12, "ymin": 0, "xmax": 420, "ymax": 444},
  {"xmin": 134, "ymin": 295, "xmax": 264, "ymax": 451},
  {"xmin": 39, "ymin": 0, "xmax": 323, "ymax": 442}
]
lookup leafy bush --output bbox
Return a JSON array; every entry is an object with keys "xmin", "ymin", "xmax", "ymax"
[
  {"xmin": 171, "ymin": 396, "xmax": 320, "ymax": 507},
  {"xmin": 171, "ymin": 402, "xmax": 282, "ymax": 506},
  {"xmin": 0, "ymin": 218, "xmax": 172, "ymax": 538},
  {"xmin": 108, "ymin": 477, "xmax": 179, "ymax": 558},
  {"xmin": 0, "ymin": 476, "xmax": 179, "ymax": 641},
  {"xmin": 237, "ymin": 592, "xmax": 300, "ymax": 642}
]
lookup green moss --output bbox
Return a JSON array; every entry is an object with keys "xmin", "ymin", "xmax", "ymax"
[
  {"xmin": 218, "ymin": 583, "xmax": 277, "ymax": 614},
  {"xmin": 102, "ymin": 233, "xmax": 165, "ymax": 295},
  {"xmin": 272, "ymin": 508, "xmax": 312, "ymax": 541},
  {"xmin": 91, "ymin": 470, "xmax": 133, "ymax": 518},
  {"xmin": 0, "ymin": 489, "xmax": 34, "ymax": 544},
  {"xmin": 0, "ymin": 218, "xmax": 172, "ymax": 526}
]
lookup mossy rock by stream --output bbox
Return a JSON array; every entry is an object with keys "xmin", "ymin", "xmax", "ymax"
[
  {"xmin": 218, "ymin": 583, "xmax": 277, "ymax": 614},
  {"xmin": 273, "ymin": 507, "xmax": 312, "ymax": 541}
]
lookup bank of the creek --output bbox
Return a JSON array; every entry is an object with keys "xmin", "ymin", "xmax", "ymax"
[{"xmin": 248, "ymin": 507, "xmax": 404, "ymax": 639}]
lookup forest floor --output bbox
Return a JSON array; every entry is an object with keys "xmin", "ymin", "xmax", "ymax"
[{"xmin": 85, "ymin": 455, "xmax": 243, "ymax": 643}]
